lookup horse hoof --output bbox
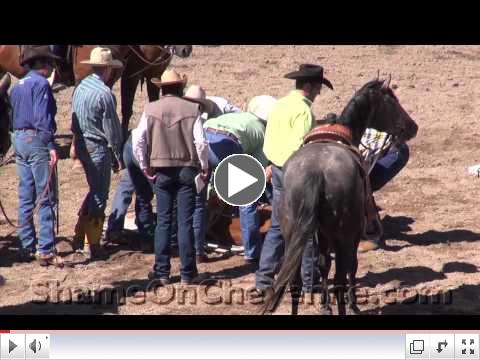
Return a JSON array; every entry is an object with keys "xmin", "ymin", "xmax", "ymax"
[{"xmin": 318, "ymin": 305, "xmax": 333, "ymax": 315}]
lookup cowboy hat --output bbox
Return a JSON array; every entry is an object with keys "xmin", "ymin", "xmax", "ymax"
[
  {"xmin": 20, "ymin": 45, "xmax": 62, "ymax": 67},
  {"xmin": 284, "ymin": 64, "xmax": 333, "ymax": 90},
  {"xmin": 151, "ymin": 69, "xmax": 188, "ymax": 87},
  {"xmin": 247, "ymin": 95, "xmax": 277, "ymax": 121},
  {"xmin": 80, "ymin": 47, "xmax": 123, "ymax": 68},
  {"xmin": 183, "ymin": 85, "xmax": 216, "ymax": 114}
]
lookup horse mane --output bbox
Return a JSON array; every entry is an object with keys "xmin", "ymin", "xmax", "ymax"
[{"xmin": 334, "ymin": 80, "xmax": 385, "ymax": 142}]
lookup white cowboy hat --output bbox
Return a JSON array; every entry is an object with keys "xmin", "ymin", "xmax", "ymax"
[
  {"xmin": 183, "ymin": 85, "xmax": 215, "ymax": 114},
  {"xmin": 247, "ymin": 95, "xmax": 277, "ymax": 121},
  {"xmin": 151, "ymin": 69, "xmax": 188, "ymax": 87},
  {"xmin": 80, "ymin": 47, "xmax": 123, "ymax": 68}
]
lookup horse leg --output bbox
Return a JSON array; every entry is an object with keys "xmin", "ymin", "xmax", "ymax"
[
  {"xmin": 291, "ymin": 264, "xmax": 302, "ymax": 315},
  {"xmin": 347, "ymin": 237, "xmax": 361, "ymax": 315},
  {"xmin": 120, "ymin": 72, "xmax": 139, "ymax": 143},
  {"xmin": 146, "ymin": 78, "xmax": 161, "ymax": 102},
  {"xmin": 333, "ymin": 247, "xmax": 348, "ymax": 315},
  {"xmin": 318, "ymin": 243, "xmax": 333, "ymax": 315}
]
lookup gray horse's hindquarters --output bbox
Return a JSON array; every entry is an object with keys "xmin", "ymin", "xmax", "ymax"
[{"xmin": 282, "ymin": 143, "xmax": 366, "ymax": 237}]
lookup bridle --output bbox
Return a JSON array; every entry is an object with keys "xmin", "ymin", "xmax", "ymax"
[{"xmin": 127, "ymin": 45, "xmax": 174, "ymax": 79}]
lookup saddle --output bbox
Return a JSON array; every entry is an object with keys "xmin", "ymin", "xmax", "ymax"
[
  {"xmin": 304, "ymin": 123, "xmax": 353, "ymax": 146},
  {"xmin": 303, "ymin": 124, "xmax": 379, "ymax": 226}
]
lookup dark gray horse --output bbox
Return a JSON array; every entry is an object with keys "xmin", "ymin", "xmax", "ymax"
[
  {"xmin": 0, "ymin": 73, "xmax": 11, "ymax": 158},
  {"xmin": 262, "ymin": 77, "xmax": 418, "ymax": 315}
]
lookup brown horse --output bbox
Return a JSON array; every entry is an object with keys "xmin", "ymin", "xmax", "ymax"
[
  {"xmin": 0, "ymin": 45, "xmax": 193, "ymax": 140},
  {"xmin": 0, "ymin": 73, "xmax": 11, "ymax": 158}
]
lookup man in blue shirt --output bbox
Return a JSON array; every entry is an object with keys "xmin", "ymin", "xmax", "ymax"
[
  {"xmin": 72, "ymin": 47, "xmax": 124, "ymax": 260},
  {"xmin": 10, "ymin": 45, "xmax": 62, "ymax": 267}
]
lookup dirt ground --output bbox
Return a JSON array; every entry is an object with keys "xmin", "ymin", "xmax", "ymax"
[{"xmin": 1, "ymin": 45, "xmax": 480, "ymax": 315}]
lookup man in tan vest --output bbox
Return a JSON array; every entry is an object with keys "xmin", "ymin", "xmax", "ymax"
[{"xmin": 132, "ymin": 69, "xmax": 209, "ymax": 285}]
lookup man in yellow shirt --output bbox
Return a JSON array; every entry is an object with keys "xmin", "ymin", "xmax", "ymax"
[{"xmin": 256, "ymin": 64, "xmax": 333, "ymax": 294}]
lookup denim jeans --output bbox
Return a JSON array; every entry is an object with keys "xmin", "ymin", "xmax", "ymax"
[
  {"xmin": 107, "ymin": 137, "xmax": 154, "ymax": 237},
  {"xmin": 153, "ymin": 167, "xmax": 198, "ymax": 281},
  {"xmin": 370, "ymin": 143, "xmax": 410, "ymax": 192},
  {"xmin": 13, "ymin": 130, "xmax": 57, "ymax": 255},
  {"xmin": 76, "ymin": 138, "xmax": 111, "ymax": 217},
  {"xmin": 255, "ymin": 165, "xmax": 318, "ymax": 292}
]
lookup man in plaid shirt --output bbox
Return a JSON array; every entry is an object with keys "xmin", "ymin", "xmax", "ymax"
[{"xmin": 359, "ymin": 127, "xmax": 410, "ymax": 252}]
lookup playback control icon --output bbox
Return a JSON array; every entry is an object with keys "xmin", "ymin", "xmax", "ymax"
[{"xmin": 29, "ymin": 338, "xmax": 42, "ymax": 354}]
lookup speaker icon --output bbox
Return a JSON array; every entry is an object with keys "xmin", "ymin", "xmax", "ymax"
[{"xmin": 29, "ymin": 338, "xmax": 42, "ymax": 354}]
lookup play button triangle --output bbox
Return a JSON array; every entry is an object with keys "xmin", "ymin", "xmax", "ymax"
[
  {"xmin": 228, "ymin": 162, "xmax": 259, "ymax": 197},
  {"xmin": 9, "ymin": 339, "xmax": 17, "ymax": 353}
]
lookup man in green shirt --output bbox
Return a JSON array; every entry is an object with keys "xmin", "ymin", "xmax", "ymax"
[
  {"xmin": 255, "ymin": 64, "xmax": 333, "ymax": 294},
  {"xmin": 200, "ymin": 95, "xmax": 277, "ymax": 264}
]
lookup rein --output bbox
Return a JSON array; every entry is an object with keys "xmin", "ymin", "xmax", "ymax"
[
  {"xmin": 127, "ymin": 45, "xmax": 173, "ymax": 79},
  {"xmin": 0, "ymin": 162, "xmax": 57, "ymax": 236}
]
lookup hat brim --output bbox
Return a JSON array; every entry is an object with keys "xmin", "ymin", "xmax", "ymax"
[
  {"xmin": 20, "ymin": 54, "xmax": 62, "ymax": 67},
  {"xmin": 151, "ymin": 77, "xmax": 187, "ymax": 88},
  {"xmin": 183, "ymin": 96, "xmax": 214, "ymax": 114},
  {"xmin": 80, "ymin": 59, "xmax": 124, "ymax": 68},
  {"xmin": 284, "ymin": 71, "xmax": 334, "ymax": 90}
]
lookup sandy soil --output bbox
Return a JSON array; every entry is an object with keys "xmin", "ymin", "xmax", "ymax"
[{"xmin": 1, "ymin": 45, "xmax": 480, "ymax": 315}]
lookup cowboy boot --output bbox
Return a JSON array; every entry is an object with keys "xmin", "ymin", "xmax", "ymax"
[{"xmin": 84, "ymin": 215, "xmax": 106, "ymax": 260}]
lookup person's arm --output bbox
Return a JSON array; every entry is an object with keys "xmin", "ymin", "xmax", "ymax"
[
  {"xmin": 193, "ymin": 115, "xmax": 209, "ymax": 172},
  {"xmin": 132, "ymin": 111, "xmax": 150, "ymax": 172},
  {"xmin": 101, "ymin": 92, "xmax": 123, "ymax": 161},
  {"xmin": 34, "ymin": 83, "xmax": 57, "ymax": 151}
]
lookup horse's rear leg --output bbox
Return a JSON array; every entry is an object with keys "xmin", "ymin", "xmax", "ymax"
[
  {"xmin": 333, "ymin": 248, "xmax": 348, "ymax": 315},
  {"xmin": 347, "ymin": 241, "xmax": 361, "ymax": 315},
  {"xmin": 318, "ymin": 237, "xmax": 333, "ymax": 315},
  {"xmin": 320, "ymin": 252, "xmax": 332, "ymax": 315},
  {"xmin": 291, "ymin": 265, "xmax": 302, "ymax": 315},
  {"xmin": 120, "ymin": 73, "xmax": 139, "ymax": 144}
]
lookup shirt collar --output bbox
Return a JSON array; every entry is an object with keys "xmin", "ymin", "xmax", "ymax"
[{"xmin": 289, "ymin": 90, "xmax": 313, "ymax": 107}]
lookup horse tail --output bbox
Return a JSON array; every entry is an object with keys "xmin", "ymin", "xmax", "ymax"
[{"xmin": 261, "ymin": 172, "xmax": 322, "ymax": 314}]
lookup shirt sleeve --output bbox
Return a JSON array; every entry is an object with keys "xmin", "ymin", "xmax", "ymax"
[
  {"xmin": 132, "ymin": 111, "xmax": 149, "ymax": 171},
  {"xmin": 291, "ymin": 109, "xmax": 314, "ymax": 149},
  {"xmin": 193, "ymin": 115, "xmax": 209, "ymax": 171},
  {"xmin": 224, "ymin": 101, "xmax": 242, "ymax": 114},
  {"xmin": 101, "ymin": 92, "xmax": 123, "ymax": 160},
  {"xmin": 34, "ymin": 83, "xmax": 57, "ymax": 150}
]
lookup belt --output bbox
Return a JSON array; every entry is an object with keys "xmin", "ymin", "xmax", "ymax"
[
  {"xmin": 205, "ymin": 127, "xmax": 239, "ymax": 143},
  {"xmin": 15, "ymin": 128, "xmax": 38, "ymax": 133}
]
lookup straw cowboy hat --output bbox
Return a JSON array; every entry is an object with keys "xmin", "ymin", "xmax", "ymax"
[
  {"xmin": 20, "ymin": 45, "xmax": 62, "ymax": 67},
  {"xmin": 183, "ymin": 85, "xmax": 216, "ymax": 114},
  {"xmin": 284, "ymin": 64, "xmax": 333, "ymax": 90},
  {"xmin": 80, "ymin": 47, "xmax": 123, "ymax": 68},
  {"xmin": 247, "ymin": 95, "xmax": 277, "ymax": 121},
  {"xmin": 151, "ymin": 69, "xmax": 188, "ymax": 87}
]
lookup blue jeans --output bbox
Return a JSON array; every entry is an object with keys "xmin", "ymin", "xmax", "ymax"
[
  {"xmin": 76, "ymin": 138, "xmax": 111, "ymax": 217},
  {"xmin": 107, "ymin": 137, "xmax": 154, "ymax": 237},
  {"xmin": 14, "ymin": 130, "xmax": 57, "ymax": 255},
  {"xmin": 255, "ymin": 165, "xmax": 318, "ymax": 291},
  {"xmin": 153, "ymin": 167, "xmax": 198, "ymax": 281},
  {"xmin": 370, "ymin": 143, "xmax": 410, "ymax": 192}
]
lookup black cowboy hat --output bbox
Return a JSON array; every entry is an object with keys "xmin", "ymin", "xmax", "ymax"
[
  {"xmin": 284, "ymin": 64, "xmax": 333, "ymax": 90},
  {"xmin": 20, "ymin": 45, "xmax": 61, "ymax": 67}
]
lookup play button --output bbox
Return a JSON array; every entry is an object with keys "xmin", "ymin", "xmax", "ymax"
[
  {"xmin": 214, "ymin": 154, "xmax": 266, "ymax": 206},
  {"xmin": 9, "ymin": 340, "xmax": 17, "ymax": 353}
]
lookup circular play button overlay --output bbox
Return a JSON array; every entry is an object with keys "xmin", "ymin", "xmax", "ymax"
[{"xmin": 214, "ymin": 154, "xmax": 266, "ymax": 207}]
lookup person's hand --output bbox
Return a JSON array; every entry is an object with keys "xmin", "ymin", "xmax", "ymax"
[
  {"xmin": 200, "ymin": 168, "xmax": 210, "ymax": 182},
  {"xmin": 265, "ymin": 165, "xmax": 272, "ymax": 183},
  {"xmin": 143, "ymin": 167, "xmax": 156, "ymax": 181},
  {"xmin": 49, "ymin": 149, "xmax": 58, "ymax": 168}
]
